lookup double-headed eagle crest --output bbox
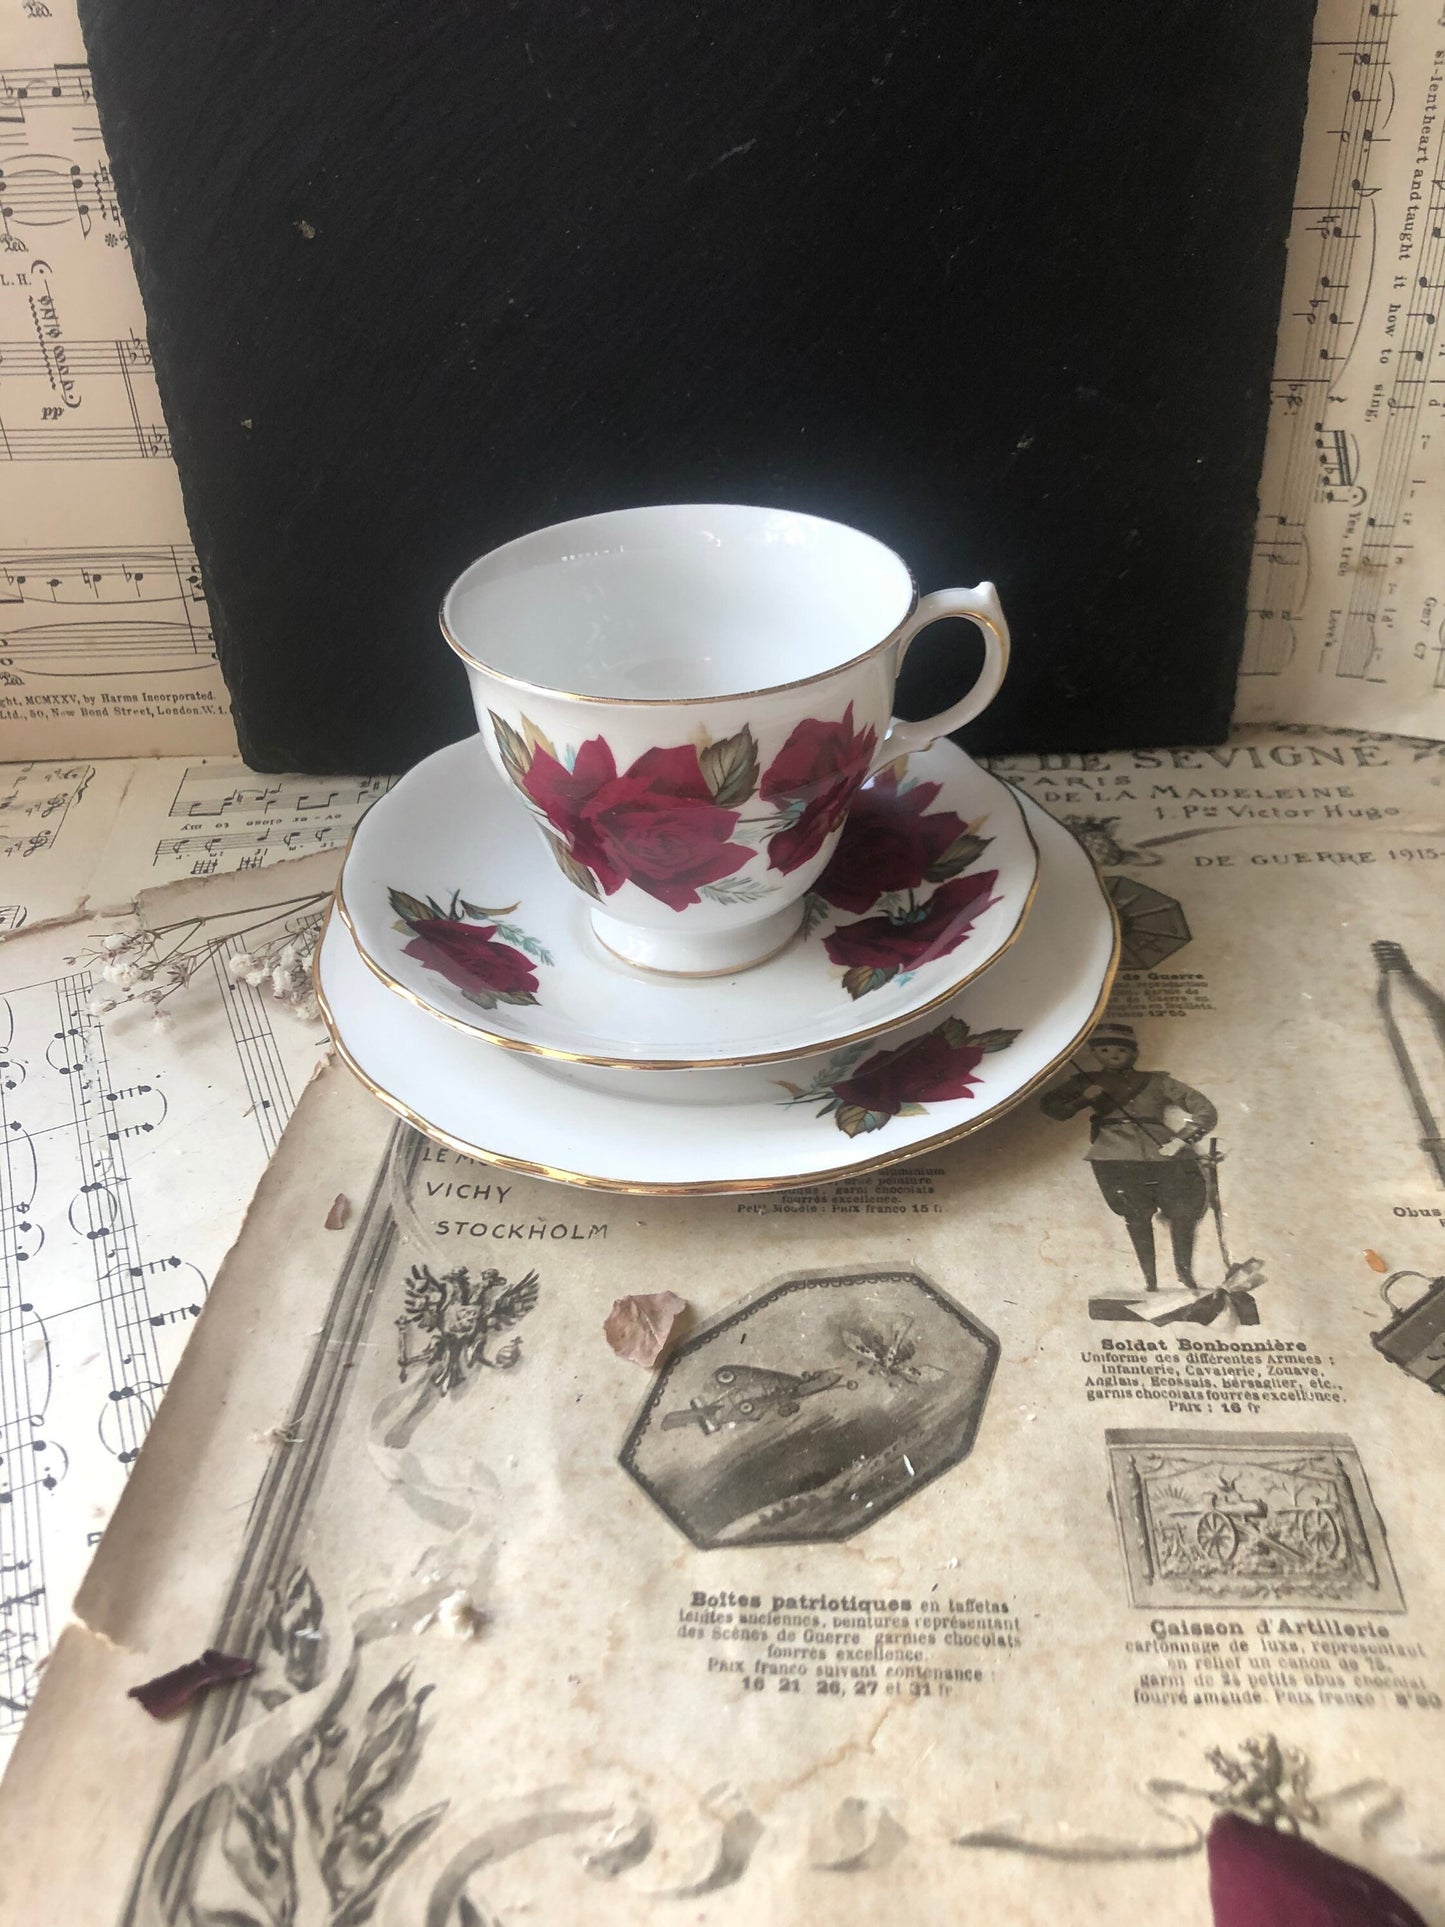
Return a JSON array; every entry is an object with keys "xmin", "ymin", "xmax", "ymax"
[{"xmin": 395, "ymin": 1262, "xmax": 540, "ymax": 1393}]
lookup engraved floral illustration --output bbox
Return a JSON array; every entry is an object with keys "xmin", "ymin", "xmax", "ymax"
[
  {"xmin": 801, "ymin": 766, "xmax": 1001, "ymax": 999},
  {"xmin": 388, "ymin": 886, "xmax": 551, "ymax": 1010},
  {"xmin": 778, "ymin": 1016, "xmax": 1020, "ymax": 1136},
  {"xmin": 172, "ymin": 1569, "xmax": 447, "ymax": 1927}
]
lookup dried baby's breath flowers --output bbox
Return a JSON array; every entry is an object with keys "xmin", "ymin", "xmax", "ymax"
[
  {"xmin": 86, "ymin": 895, "xmax": 327, "ymax": 1030},
  {"xmin": 226, "ymin": 934, "xmax": 322, "ymax": 1023}
]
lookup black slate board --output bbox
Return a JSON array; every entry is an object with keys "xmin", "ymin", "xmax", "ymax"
[{"xmin": 80, "ymin": 0, "xmax": 1312, "ymax": 774}]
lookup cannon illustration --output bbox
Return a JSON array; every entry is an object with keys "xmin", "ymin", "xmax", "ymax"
[{"xmin": 1167, "ymin": 1477, "xmax": 1343, "ymax": 1569}]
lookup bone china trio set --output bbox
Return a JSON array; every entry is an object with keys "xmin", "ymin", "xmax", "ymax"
[{"xmin": 317, "ymin": 506, "xmax": 1120, "ymax": 1193}]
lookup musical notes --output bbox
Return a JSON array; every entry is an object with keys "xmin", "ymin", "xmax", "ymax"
[
  {"xmin": 149, "ymin": 766, "xmax": 395, "ymax": 880},
  {"xmin": 0, "ymin": 17, "xmax": 233, "ymax": 757},
  {"xmin": 0, "ymin": 259, "xmax": 170, "ymax": 461},
  {"xmin": 0, "ymin": 868, "xmax": 337, "ymax": 1753},
  {"xmin": 1242, "ymin": 0, "xmax": 1392, "ymax": 681},
  {"xmin": 0, "ymin": 157, "xmax": 122, "ymax": 246},
  {"xmin": 0, "ymin": 550, "xmax": 213, "ymax": 683},
  {"xmin": 1238, "ymin": 0, "xmax": 1445, "ymax": 732},
  {"xmin": 0, "ymin": 545, "xmax": 201, "ymax": 606},
  {"xmin": 0, "ymin": 760, "xmax": 89, "ymax": 860},
  {"xmin": 0, "ymin": 63, "xmax": 94, "ymax": 122}
]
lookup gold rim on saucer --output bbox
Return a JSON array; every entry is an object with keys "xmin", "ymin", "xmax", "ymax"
[
  {"xmin": 312, "ymin": 873, "xmax": 1121, "ymax": 1197},
  {"xmin": 333, "ymin": 783, "xmax": 1042, "ymax": 1072}
]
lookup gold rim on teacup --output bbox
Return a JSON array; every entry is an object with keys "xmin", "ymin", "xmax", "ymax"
[{"xmin": 440, "ymin": 505, "xmax": 1012, "ymax": 978}]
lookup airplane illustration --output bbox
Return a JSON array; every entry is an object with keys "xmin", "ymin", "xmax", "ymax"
[{"xmin": 661, "ymin": 1363, "xmax": 854, "ymax": 1436}]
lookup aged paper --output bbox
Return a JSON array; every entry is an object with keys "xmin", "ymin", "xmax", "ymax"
[
  {"xmin": 0, "ymin": 756, "xmax": 391, "ymax": 934},
  {"xmin": 1239, "ymin": 0, "xmax": 1445, "ymax": 735},
  {"xmin": 0, "ymin": 8, "xmax": 235, "ymax": 758},
  {"xmin": 0, "ymin": 850, "xmax": 337, "ymax": 1766},
  {"xmin": 2, "ymin": 0, "xmax": 1444, "ymax": 769},
  {"xmin": 1, "ymin": 727, "xmax": 1442, "ymax": 1924}
]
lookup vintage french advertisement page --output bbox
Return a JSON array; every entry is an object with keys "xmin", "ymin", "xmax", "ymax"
[{"xmin": 0, "ymin": 726, "xmax": 1441, "ymax": 1924}]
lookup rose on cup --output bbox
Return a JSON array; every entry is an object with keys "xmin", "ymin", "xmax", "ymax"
[{"xmin": 443, "ymin": 505, "xmax": 1009, "ymax": 976}]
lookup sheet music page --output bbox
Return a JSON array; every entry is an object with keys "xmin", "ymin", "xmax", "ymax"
[
  {"xmin": 0, "ymin": 849, "xmax": 338, "ymax": 1767},
  {"xmin": 1239, "ymin": 0, "xmax": 1445, "ymax": 736},
  {"xmin": 0, "ymin": 755, "xmax": 392, "ymax": 934},
  {"xmin": 1, "ymin": 726, "xmax": 1442, "ymax": 1924},
  {"xmin": 4, "ymin": 0, "xmax": 1443, "ymax": 766},
  {"xmin": 0, "ymin": 4, "xmax": 235, "ymax": 759}
]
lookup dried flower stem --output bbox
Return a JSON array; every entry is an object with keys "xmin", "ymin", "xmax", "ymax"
[{"xmin": 87, "ymin": 891, "xmax": 329, "ymax": 1027}]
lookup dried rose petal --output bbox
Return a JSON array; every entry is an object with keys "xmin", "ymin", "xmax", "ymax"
[
  {"xmin": 1207, "ymin": 1813, "xmax": 1427, "ymax": 1927},
  {"xmin": 128, "ymin": 1648, "xmax": 255, "ymax": 1721},
  {"xmin": 324, "ymin": 1193, "xmax": 350, "ymax": 1230},
  {"xmin": 604, "ymin": 1291, "xmax": 687, "ymax": 1368}
]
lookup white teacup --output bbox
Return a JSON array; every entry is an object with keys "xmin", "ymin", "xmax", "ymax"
[{"xmin": 441, "ymin": 504, "xmax": 1008, "ymax": 975}]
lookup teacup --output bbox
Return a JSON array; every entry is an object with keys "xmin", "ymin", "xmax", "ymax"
[{"xmin": 441, "ymin": 504, "xmax": 1009, "ymax": 975}]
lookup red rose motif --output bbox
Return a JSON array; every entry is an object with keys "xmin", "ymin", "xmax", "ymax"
[
  {"xmin": 760, "ymin": 703, "xmax": 878, "ymax": 875},
  {"xmin": 1206, "ymin": 1812, "xmax": 1428, "ymax": 1927},
  {"xmin": 515, "ymin": 737, "xmax": 626, "ymax": 893},
  {"xmin": 403, "ymin": 918, "xmax": 539, "ymax": 1000},
  {"xmin": 823, "ymin": 870, "xmax": 999, "ymax": 977},
  {"xmin": 831, "ymin": 1027, "xmax": 987, "ymax": 1121},
  {"xmin": 520, "ymin": 739, "xmax": 750, "ymax": 911},
  {"xmin": 816, "ymin": 768, "xmax": 969, "ymax": 913}
]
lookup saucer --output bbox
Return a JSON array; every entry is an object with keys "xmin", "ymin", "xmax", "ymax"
[
  {"xmin": 318, "ymin": 791, "xmax": 1118, "ymax": 1194},
  {"xmin": 337, "ymin": 734, "xmax": 1039, "ymax": 1069}
]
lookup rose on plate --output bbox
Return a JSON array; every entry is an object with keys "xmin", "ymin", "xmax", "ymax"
[
  {"xmin": 822, "ymin": 869, "xmax": 1000, "ymax": 999},
  {"xmin": 815, "ymin": 766, "xmax": 989, "ymax": 914},
  {"xmin": 388, "ymin": 887, "xmax": 550, "ymax": 1010},
  {"xmin": 778, "ymin": 1017, "xmax": 1019, "ymax": 1137}
]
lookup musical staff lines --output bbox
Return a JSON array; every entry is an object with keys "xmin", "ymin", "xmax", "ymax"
[
  {"xmin": 167, "ymin": 769, "xmax": 392, "ymax": 823},
  {"xmin": 1335, "ymin": 131, "xmax": 1445, "ymax": 679},
  {"xmin": 212, "ymin": 935, "xmax": 300, "ymax": 1158},
  {"xmin": 1242, "ymin": 0, "xmax": 1395, "ymax": 678},
  {"xmin": 0, "ymin": 546, "xmax": 213, "ymax": 680},
  {"xmin": 0, "ymin": 544, "xmax": 201, "ymax": 607},
  {"xmin": 0, "ymin": 258, "xmax": 165, "ymax": 461},
  {"xmin": 0, "ymin": 992, "xmax": 50, "ymax": 1729},
  {"xmin": 0, "ymin": 902, "xmax": 323, "ymax": 1743},
  {"xmin": 53, "ymin": 977, "xmax": 166, "ymax": 1471},
  {"xmin": 0, "ymin": 955, "xmax": 217, "ymax": 1737},
  {"xmin": 0, "ymin": 63, "xmax": 95, "ymax": 127},
  {"xmin": 155, "ymin": 767, "xmax": 394, "ymax": 878},
  {"xmin": 1237, "ymin": 0, "xmax": 1445, "ymax": 731},
  {"xmin": 0, "ymin": 424, "xmax": 170, "ymax": 461},
  {"xmin": 0, "ymin": 330, "xmax": 150, "ymax": 381},
  {"xmin": 0, "ymin": 9, "xmax": 235, "ymax": 752},
  {"xmin": 0, "ymin": 156, "xmax": 122, "ymax": 247},
  {"xmin": 0, "ymin": 760, "xmax": 90, "ymax": 862}
]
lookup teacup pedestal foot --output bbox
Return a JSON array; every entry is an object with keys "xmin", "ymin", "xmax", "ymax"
[{"xmin": 589, "ymin": 900, "xmax": 806, "ymax": 978}]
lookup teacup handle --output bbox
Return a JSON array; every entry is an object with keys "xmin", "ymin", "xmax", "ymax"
[{"xmin": 869, "ymin": 580, "xmax": 1009, "ymax": 774}]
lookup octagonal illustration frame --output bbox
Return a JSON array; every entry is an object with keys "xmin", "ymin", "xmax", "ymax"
[{"xmin": 619, "ymin": 1266, "xmax": 999, "ymax": 1550}]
